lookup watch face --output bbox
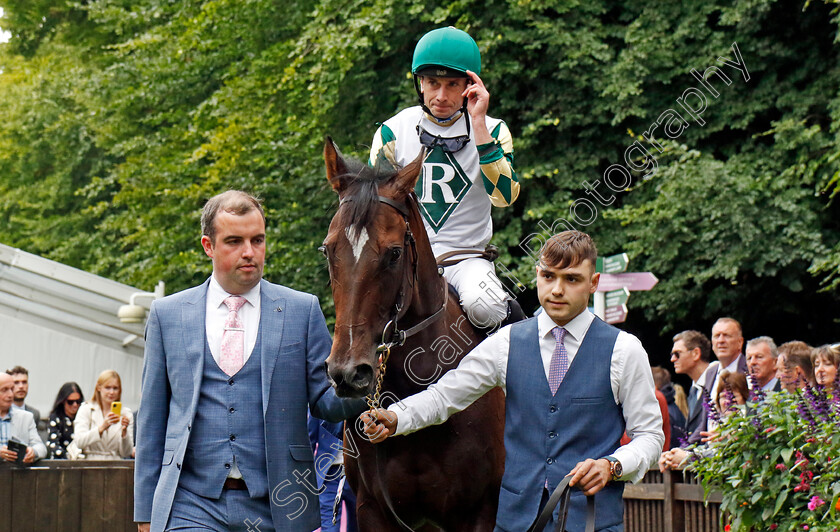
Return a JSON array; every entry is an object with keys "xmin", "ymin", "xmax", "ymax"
[{"xmin": 613, "ymin": 462, "xmax": 623, "ymax": 478}]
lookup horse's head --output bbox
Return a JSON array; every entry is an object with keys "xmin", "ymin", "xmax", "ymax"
[{"xmin": 321, "ymin": 138, "xmax": 426, "ymax": 398}]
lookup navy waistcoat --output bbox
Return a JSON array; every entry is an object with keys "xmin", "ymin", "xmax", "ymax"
[
  {"xmin": 495, "ymin": 316, "xmax": 624, "ymax": 532},
  {"xmin": 178, "ymin": 333, "xmax": 268, "ymax": 499}
]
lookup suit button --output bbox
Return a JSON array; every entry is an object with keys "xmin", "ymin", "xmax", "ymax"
[
  {"xmin": 225, "ymin": 463, "xmax": 231, "ymax": 469},
  {"xmin": 229, "ymin": 407, "xmax": 235, "ymax": 414},
  {"xmin": 187, "ymin": 424, "xmax": 191, "ymax": 431},
  {"xmin": 549, "ymin": 405, "xmax": 557, "ymax": 413},
  {"xmin": 228, "ymin": 378, "xmax": 234, "ymax": 386},
  {"xmin": 548, "ymin": 431, "xmax": 556, "ymax": 439},
  {"xmin": 546, "ymin": 457, "xmax": 554, "ymax": 465},
  {"xmin": 230, "ymin": 434, "xmax": 236, "ymax": 441},
  {"xmin": 176, "ymin": 463, "xmax": 181, "ymax": 470}
]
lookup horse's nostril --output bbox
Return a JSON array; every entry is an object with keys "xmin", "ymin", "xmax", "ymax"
[{"xmin": 351, "ymin": 364, "xmax": 374, "ymax": 389}]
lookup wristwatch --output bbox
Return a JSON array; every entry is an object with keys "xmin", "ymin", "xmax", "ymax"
[{"xmin": 602, "ymin": 455, "xmax": 623, "ymax": 481}]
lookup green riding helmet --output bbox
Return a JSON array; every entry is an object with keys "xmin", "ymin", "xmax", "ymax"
[
  {"xmin": 412, "ymin": 26, "xmax": 481, "ymax": 78},
  {"xmin": 412, "ymin": 27, "xmax": 481, "ymax": 119}
]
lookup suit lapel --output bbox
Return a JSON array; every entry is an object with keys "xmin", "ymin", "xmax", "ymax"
[
  {"xmin": 259, "ymin": 281, "xmax": 287, "ymax": 415},
  {"xmin": 182, "ymin": 280, "xmax": 209, "ymax": 408}
]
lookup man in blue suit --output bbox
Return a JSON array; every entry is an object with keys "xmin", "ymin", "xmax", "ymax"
[
  {"xmin": 363, "ymin": 230, "xmax": 663, "ymax": 531},
  {"xmin": 134, "ymin": 190, "xmax": 365, "ymax": 532}
]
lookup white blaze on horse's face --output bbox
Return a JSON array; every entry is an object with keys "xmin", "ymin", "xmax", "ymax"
[{"xmin": 345, "ymin": 226, "xmax": 370, "ymax": 264}]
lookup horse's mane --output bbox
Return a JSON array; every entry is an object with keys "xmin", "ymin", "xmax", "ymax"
[{"xmin": 336, "ymin": 156, "xmax": 401, "ymax": 233}]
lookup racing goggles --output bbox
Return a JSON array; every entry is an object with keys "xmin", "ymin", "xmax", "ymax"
[{"xmin": 416, "ymin": 118, "xmax": 471, "ymax": 153}]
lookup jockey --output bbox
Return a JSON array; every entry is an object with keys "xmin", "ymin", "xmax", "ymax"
[{"xmin": 369, "ymin": 26, "xmax": 521, "ymax": 330}]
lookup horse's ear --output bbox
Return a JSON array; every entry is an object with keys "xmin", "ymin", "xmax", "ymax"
[
  {"xmin": 388, "ymin": 150, "xmax": 424, "ymax": 199},
  {"xmin": 324, "ymin": 136, "xmax": 351, "ymax": 194}
]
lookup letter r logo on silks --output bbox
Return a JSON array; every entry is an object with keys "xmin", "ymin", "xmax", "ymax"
[{"xmin": 417, "ymin": 148, "xmax": 471, "ymax": 231}]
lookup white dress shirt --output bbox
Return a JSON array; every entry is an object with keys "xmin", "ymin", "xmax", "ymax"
[
  {"xmin": 206, "ymin": 276, "xmax": 261, "ymax": 367},
  {"xmin": 389, "ymin": 309, "xmax": 664, "ymax": 483}
]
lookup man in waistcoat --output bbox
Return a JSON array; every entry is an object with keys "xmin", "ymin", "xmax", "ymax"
[
  {"xmin": 134, "ymin": 191, "xmax": 365, "ymax": 532},
  {"xmin": 361, "ymin": 231, "xmax": 663, "ymax": 532}
]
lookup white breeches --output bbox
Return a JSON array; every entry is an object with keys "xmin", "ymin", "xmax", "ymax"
[{"xmin": 442, "ymin": 257, "xmax": 509, "ymax": 329}]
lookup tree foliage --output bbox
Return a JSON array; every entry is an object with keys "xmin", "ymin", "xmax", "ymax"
[{"xmin": 0, "ymin": 0, "xmax": 837, "ymax": 346}]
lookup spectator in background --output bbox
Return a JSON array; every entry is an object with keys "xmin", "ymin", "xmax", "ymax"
[
  {"xmin": 308, "ymin": 415, "xmax": 358, "ymax": 532},
  {"xmin": 777, "ymin": 341, "xmax": 815, "ymax": 393},
  {"xmin": 812, "ymin": 344, "xmax": 839, "ymax": 392},
  {"xmin": 73, "ymin": 370, "xmax": 133, "ymax": 459},
  {"xmin": 714, "ymin": 371, "xmax": 749, "ymax": 416},
  {"xmin": 706, "ymin": 318, "xmax": 748, "ymax": 406},
  {"xmin": 659, "ymin": 371, "xmax": 749, "ymax": 471},
  {"xmin": 47, "ymin": 382, "xmax": 84, "ymax": 459},
  {"xmin": 5, "ymin": 366, "xmax": 45, "ymax": 435},
  {"xmin": 669, "ymin": 330, "xmax": 714, "ymax": 444},
  {"xmin": 0, "ymin": 373, "xmax": 46, "ymax": 463},
  {"xmin": 746, "ymin": 337, "xmax": 781, "ymax": 393},
  {"xmin": 652, "ymin": 366, "xmax": 687, "ymax": 446}
]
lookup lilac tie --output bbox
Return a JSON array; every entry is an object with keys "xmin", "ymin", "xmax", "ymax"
[
  {"xmin": 548, "ymin": 327, "xmax": 569, "ymax": 394},
  {"xmin": 220, "ymin": 295, "xmax": 247, "ymax": 376}
]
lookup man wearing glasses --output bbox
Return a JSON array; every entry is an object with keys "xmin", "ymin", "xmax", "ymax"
[{"xmin": 369, "ymin": 26, "xmax": 520, "ymax": 330}]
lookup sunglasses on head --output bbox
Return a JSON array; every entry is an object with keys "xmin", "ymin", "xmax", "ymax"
[
  {"xmin": 65, "ymin": 399, "xmax": 81, "ymax": 405},
  {"xmin": 416, "ymin": 116, "xmax": 472, "ymax": 154}
]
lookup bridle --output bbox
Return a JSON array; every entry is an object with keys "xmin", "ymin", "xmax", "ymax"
[
  {"xmin": 332, "ymin": 192, "xmax": 449, "ymax": 532},
  {"xmin": 335, "ymin": 192, "xmax": 448, "ymax": 409}
]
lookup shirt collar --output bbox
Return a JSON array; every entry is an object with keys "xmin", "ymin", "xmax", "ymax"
[
  {"xmin": 208, "ymin": 276, "xmax": 261, "ymax": 310},
  {"xmin": 761, "ymin": 377, "xmax": 779, "ymax": 391},
  {"xmin": 724, "ymin": 355, "xmax": 742, "ymax": 373},
  {"xmin": 538, "ymin": 307, "xmax": 595, "ymax": 343},
  {"xmin": 0, "ymin": 411, "xmax": 11, "ymax": 421}
]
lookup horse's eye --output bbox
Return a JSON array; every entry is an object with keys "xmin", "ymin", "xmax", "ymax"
[
  {"xmin": 389, "ymin": 248, "xmax": 402, "ymax": 265},
  {"xmin": 318, "ymin": 245, "xmax": 327, "ymax": 257}
]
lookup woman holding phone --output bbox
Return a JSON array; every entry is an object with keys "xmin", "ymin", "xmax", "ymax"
[{"xmin": 72, "ymin": 369, "xmax": 134, "ymax": 459}]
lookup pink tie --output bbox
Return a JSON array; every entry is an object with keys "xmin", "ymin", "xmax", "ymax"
[
  {"xmin": 548, "ymin": 327, "xmax": 569, "ymax": 394},
  {"xmin": 220, "ymin": 295, "xmax": 247, "ymax": 376}
]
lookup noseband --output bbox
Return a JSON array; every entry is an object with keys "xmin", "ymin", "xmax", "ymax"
[{"xmin": 337, "ymin": 193, "xmax": 447, "ymax": 352}]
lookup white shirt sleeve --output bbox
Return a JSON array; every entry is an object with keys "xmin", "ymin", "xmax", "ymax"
[
  {"xmin": 389, "ymin": 328, "xmax": 510, "ymax": 435},
  {"xmin": 611, "ymin": 331, "xmax": 666, "ymax": 483}
]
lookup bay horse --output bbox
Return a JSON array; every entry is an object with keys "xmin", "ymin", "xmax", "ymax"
[{"xmin": 321, "ymin": 138, "xmax": 505, "ymax": 531}]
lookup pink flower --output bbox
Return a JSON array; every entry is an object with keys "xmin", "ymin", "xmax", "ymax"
[
  {"xmin": 776, "ymin": 464, "xmax": 787, "ymax": 470},
  {"xmin": 770, "ymin": 525, "xmax": 778, "ymax": 530},
  {"xmin": 808, "ymin": 495, "xmax": 825, "ymax": 511}
]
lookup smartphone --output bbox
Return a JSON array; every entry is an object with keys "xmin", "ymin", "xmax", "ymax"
[
  {"xmin": 7, "ymin": 438, "xmax": 27, "ymax": 464},
  {"xmin": 110, "ymin": 401, "xmax": 122, "ymax": 417}
]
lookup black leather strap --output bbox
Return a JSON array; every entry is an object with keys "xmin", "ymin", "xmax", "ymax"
[{"xmin": 528, "ymin": 475, "xmax": 595, "ymax": 532}]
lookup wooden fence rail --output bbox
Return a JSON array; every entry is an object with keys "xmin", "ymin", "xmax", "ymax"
[
  {"xmin": 624, "ymin": 468, "xmax": 724, "ymax": 532},
  {"xmin": 0, "ymin": 462, "xmax": 722, "ymax": 532}
]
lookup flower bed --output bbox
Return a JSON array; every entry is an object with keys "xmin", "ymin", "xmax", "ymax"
[{"xmin": 690, "ymin": 385, "xmax": 840, "ymax": 531}]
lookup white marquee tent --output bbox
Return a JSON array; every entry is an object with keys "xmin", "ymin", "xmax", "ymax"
[{"xmin": 0, "ymin": 243, "xmax": 161, "ymax": 420}]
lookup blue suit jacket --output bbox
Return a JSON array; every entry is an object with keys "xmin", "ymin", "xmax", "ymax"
[{"xmin": 134, "ymin": 278, "xmax": 365, "ymax": 532}]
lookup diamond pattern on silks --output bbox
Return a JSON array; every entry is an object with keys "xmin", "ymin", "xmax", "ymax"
[
  {"xmin": 220, "ymin": 295, "xmax": 247, "ymax": 376},
  {"xmin": 548, "ymin": 327, "xmax": 569, "ymax": 395}
]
